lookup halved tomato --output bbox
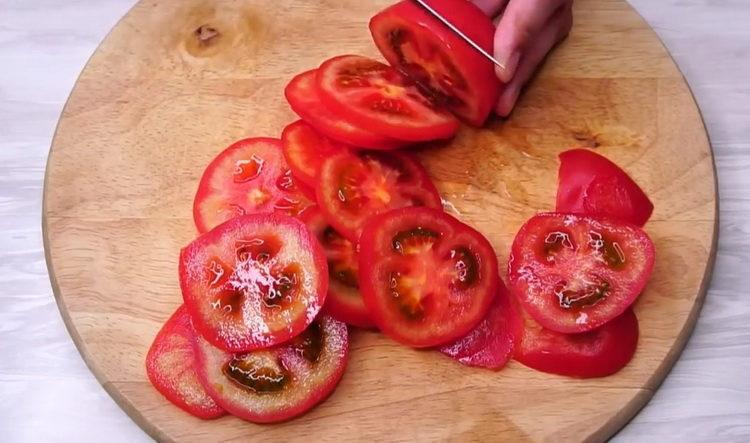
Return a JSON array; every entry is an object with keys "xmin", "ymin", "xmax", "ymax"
[
  {"xmin": 281, "ymin": 120, "xmax": 349, "ymax": 188},
  {"xmin": 370, "ymin": 0, "xmax": 500, "ymax": 126},
  {"xmin": 180, "ymin": 213, "xmax": 327, "ymax": 353},
  {"xmin": 193, "ymin": 138, "xmax": 314, "ymax": 233},
  {"xmin": 316, "ymin": 150, "xmax": 442, "ymax": 242},
  {"xmin": 508, "ymin": 213, "xmax": 655, "ymax": 334},
  {"xmin": 285, "ymin": 70, "xmax": 405, "ymax": 150},
  {"xmin": 439, "ymin": 283, "xmax": 521, "ymax": 370},
  {"xmin": 194, "ymin": 315, "xmax": 348, "ymax": 423},
  {"xmin": 316, "ymin": 55, "xmax": 460, "ymax": 142},
  {"xmin": 301, "ymin": 206, "xmax": 374, "ymax": 328},
  {"xmin": 515, "ymin": 303, "xmax": 639, "ymax": 378},
  {"xmin": 557, "ymin": 149, "xmax": 654, "ymax": 226},
  {"xmin": 145, "ymin": 305, "xmax": 225, "ymax": 419},
  {"xmin": 359, "ymin": 207, "xmax": 498, "ymax": 347}
]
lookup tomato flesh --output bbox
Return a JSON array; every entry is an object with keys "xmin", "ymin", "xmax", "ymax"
[
  {"xmin": 285, "ymin": 70, "xmax": 405, "ymax": 150},
  {"xmin": 281, "ymin": 120, "xmax": 349, "ymax": 188},
  {"xmin": 317, "ymin": 150, "xmax": 442, "ymax": 242},
  {"xmin": 301, "ymin": 206, "xmax": 374, "ymax": 328},
  {"xmin": 180, "ymin": 213, "xmax": 328, "ymax": 353},
  {"xmin": 193, "ymin": 138, "xmax": 313, "ymax": 233},
  {"xmin": 145, "ymin": 305, "xmax": 225, "ymax": 419},
  {"xmin": 508, "ymin": 213, "xmax": 655, "ymax": 334},
  {"xmin": 370, "ymin": 0, "xmax": 500, "ymax": 126},
  {"xmin": 514, "ymin": 302, "xmax": 639, "ymax": 378},
  {"xmin": 195, "ymin": 315, "xmax": 348, "ymax": 423},
  {"xmin": 439, "ymin": 283, "xmax": 521, "ymax": 370},
  {"xmin": 359, "ymin": 207, "xmax": 498, "ymax": 347},
  {"xmin": 557, "ymin": 149, "xmax": 654, "ymax": 226},
  {"xmin": 316, "ymin": 55, "xmax": 459, "ymax": 142}
]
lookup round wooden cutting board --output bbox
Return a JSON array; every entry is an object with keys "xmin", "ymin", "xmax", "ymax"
[{"xmin": 43, "ymin": 0, "xmax": 717, "ymax": 441}]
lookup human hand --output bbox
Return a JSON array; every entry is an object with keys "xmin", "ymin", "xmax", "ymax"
[{"xmin": 473, "ymin": 0, "xmax": 574, "ymax": 116}]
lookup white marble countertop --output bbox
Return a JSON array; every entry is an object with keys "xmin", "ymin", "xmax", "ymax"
[{"xmin": 1, "ymin": 0, "xmax": 748, "ymax": 441}]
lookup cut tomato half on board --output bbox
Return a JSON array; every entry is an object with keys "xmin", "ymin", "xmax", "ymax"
[
  {"xmin": 514, "ymin": 303, "xmax": 639, "ymax": 378},
  {"xmin": 281, "ymin": 120, "xmax": 349, "ymax": 188},
  {"xmin": 316, "ymin": 55, "xmax": 460, "ymax": 142},
  {"xmin": 193, "ymin": 138, "xmax": 314, "ymax": 233},
  {"xmin": 301, "ymin": 206, "xmax": 374, "ymax": 328},
  {"xmin": 180, "ymin": 213, "xmax": 328, "ymax": 353},
  {"xmin": 359, "ymin": 207, "xmax": 498, "ymax": 347},
  {"xmin": 370, "ymin": 0, "xmax": 500, "ymax": 126},
  {"xmin": 194, "ymin": 315, "xmax": 348, "ymax": 423},
  {"xmin": 508, "ymin": 213, "xmax": 655, "ymax": 334},
  {"xmin": 317, "ymin": 150, "xmax": 442, "ymax": 242},
  {"xmin": 556, "ymin": 149, "xmax": 654, "ymax": 226},
  {"xmin": 145, "ymin": 305, "xmax": 225, "ymax": 419},
  {"xmin": 439, "ymin": 283, "xmax": 521, "ymax": 370},
  {"xmin": 285, "ymin": 69, "xmax": 405, "ymax": 150}
]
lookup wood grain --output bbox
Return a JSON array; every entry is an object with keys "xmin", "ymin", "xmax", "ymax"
[{"xmin": 40, "ymin": 0, "xmax": 716, "ymax": 441}]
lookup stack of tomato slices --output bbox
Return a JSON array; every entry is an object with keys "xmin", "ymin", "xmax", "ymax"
[{"xmin": 145, "ymin": 0, "xmax": 658, "ymax": 424}]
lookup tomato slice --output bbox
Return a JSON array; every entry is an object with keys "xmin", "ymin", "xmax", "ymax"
[
  {"xmin": 370, "ymin": 0, "xmax": 500, "ymax": 126},
  {"xmin": 557, "ymin": 149, "xmax": 654, "ymax": 226},
  {"xmin": 316, "ymin": 150, "xmax": 442, "ymax": 242},
  {"xmin": 508, "ymin": 213, "xmax": 655, "ymax": 334},
  {"xmin": 285, "ymin": 70, "xmax": 405, "ymax": 150},
  {"xmin": 515, "ymin": 303, "xmax": 639, "ymax": 378},
  {"xmin": 359, "ymin": 207, "xmax": 498, "ymax": 347},
  {"xmin": 192, "ymin": 138, "xmax": 313, "ymax": 233},
  {"xmin": 194, "ymin": 315, "xmax": 348, "ymax": 423},
  {"xmin": 316, "ymin": 55, "xmax": 460, "ymax": 142},
  {"xmin": 145, "ymin": 305, "xmax": 225, "ymax": 419},
  {"xmin": 180, "ymin": 213, "xmax": 328, "ymax": 353},
  {"xmin": 300, "ymin": 206, "xmax": 374, "ymax": 328},
  {"xmin": 281, "ymin": 120, "xmax": 349, "ymax": 188},
  {"xmin": 439, "ymin": 283, "xmax": 521, "ymax": 370}
]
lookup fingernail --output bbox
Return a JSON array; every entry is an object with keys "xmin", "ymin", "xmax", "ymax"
[
  {"xmin": 495, "ymin": 51, "xmax": 520, "ymax": 83},
  {"xmin": 496, "ymin": 85, "xmax": 521, "ymax": 117}
]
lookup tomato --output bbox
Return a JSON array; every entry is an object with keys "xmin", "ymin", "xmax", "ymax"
[
  {"xmin": 193, "ymin": 138, "xmax": 314, "ymax": 233},
  {"xmin": 301, "ymin": 206, "xmax": 374, "ymax": 328},
  {"xmin": 508, "ymin": 213, "xmax": 655, "ymax": 334},
  {"xmin": 281, "ymin": 120, "xmax": 349, "ymax": 188},
  {"xmin": 515, "ymin": 303, "xmax": 639, "ymax": 378},
  {"xmin": 316, "ymin": 150, "xmax": 442, "ymax": 242},
  {"xmin": 180, "ymin": 213, "xmax": 328, "ymax": 353},
  {"xmin": 557, "ymin": 149, "xmax": 654, "ymax": 227},
  {"xmin": 316, "ymin": 55, "xmax": 460, "ymax": 142},
  {"xmin": 359, "ymin": 207, "xmax": 498, "ymax": 347},
  {"xmin": 285, "ymin": 70, "xmax": 405, "ymax": 150},
  {"xmin": 439, "ymin": 283, "xmax": 521, "ymax": 370},
  {"xmin": 370, "ymin": 0, "xmax": 500, "ymax": 126},
  {"xmin": 194, "ymin": 315, "xmax": 348, "ymax": 423},
  {"xmin": 145, "ymin": 305, "xmax": 225, "ymax": 419}
]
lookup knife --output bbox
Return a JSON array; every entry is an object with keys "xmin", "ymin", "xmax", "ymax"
[{"xmin": 411, "ymin": 0, "xmax": 505, "ymax": 70}]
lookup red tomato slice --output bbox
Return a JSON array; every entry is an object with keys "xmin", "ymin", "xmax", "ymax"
[
  {"xmin": 359, "ymin": 207, "xmax": 498, "ymax": 347},
  {"xmin": 281, "ymin": 120, "xmax": 349, "ymax": 188},
  {"xmin": 317, "ymin": 150, "xmax": 442, "ymax": 242},
  {"xmin": 285, "ymin": 70, "xmax": 405, "ymax": 150},
  {"xmin": 193, "ymin": 138, "xmax": 314, "ymax": 233},
  {"xmin": 508, "ymin": 213, "xmax": 655, "ymax": 334},
  {"xmin": 194, "ymin": 315, "xmax": 348, "ymax": 423},
  {"xmin": 557, "ymin": 149, "xmax": 654, "ymax": 226},
  {"xmin": 439, "ymin": 283, "xmax": 521, "ymax": 370},
  {"xmin": 370, "ymin": 0, "xmax": 500, "ymax": 126},
  {"xmin": 180, "ymin": 213, "xmax": 328, "ymax": 353},
  {"xmin": 316, "ymin": 55, "xmax": 460, "ymax": 142},
  {"xmin": 301, "ymin": 206, "xmax": 374, "ymax": 328},
  {"xmin": 145, "ymin": 305, "xmax": 225, "ymax": 419},
  {"xmin": 514, "ymin": 303, "xmax": 639, "ymax": 378}
]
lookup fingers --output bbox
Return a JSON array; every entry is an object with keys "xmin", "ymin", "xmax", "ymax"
[
  {"xmin": 495, "ymin": 4, "xmax": 573, "ymax": 116},
  {"xmin": 493, "ymin": 0, "xmax": 569, "ymax": 82},
  {"xmin": 471, "ymin": 0, "xmax": 509, "ymax": 17}
]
